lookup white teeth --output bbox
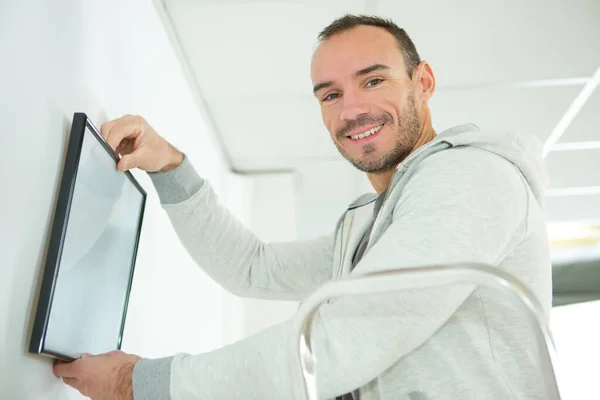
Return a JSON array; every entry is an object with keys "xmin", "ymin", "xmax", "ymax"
[{"xmin": 350, "ymin": 125, "xmax": 382, "ymax": 140}]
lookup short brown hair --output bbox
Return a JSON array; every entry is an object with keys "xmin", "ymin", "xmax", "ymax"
[{"xmin": 318, "ymin": 14, "xmax": 421, "ymax": 78}]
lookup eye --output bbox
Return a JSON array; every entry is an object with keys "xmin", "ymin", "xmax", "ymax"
[
  {"xmin": 366, "ymin": 78, "xmax": 383, "ymax": 87},
  {"xmin": 323, "ymin": 93, "xmax": 340, "ymax": 102}
]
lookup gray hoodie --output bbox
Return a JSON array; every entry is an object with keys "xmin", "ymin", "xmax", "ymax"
[{"xmin": 132, "ymin": 124, "xmax": 552, "ymax": 400}]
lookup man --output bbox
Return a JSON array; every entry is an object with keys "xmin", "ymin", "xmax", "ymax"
[{"xmin": 53, "ymin": 14, "xmax": 552, "ymax": 400}]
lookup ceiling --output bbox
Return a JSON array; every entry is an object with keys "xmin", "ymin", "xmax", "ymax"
[{"xmin": 153, "ymin": 0, "xmax": 600, "ymax": 225}]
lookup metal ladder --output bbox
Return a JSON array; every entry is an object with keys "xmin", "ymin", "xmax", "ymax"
[{"xmin": 288, "ymin": 263, "xmax": 561, "ymax": 400}]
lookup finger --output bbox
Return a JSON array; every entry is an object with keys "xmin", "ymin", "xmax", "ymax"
[
  {"xmin": 62, "ymin": 377, "xmax": 80, "ymax": 389},
  {"xmin": 102, "ymin": 118, "xmax": 143, "ymax": 152},
  {"xmin": 53, "ymin": 360, "xmax": 79, "ymax": 378},
  {"xmin": 123, "ymin": 140, "xmax": 135, "ymax": 155},
  {"xmin": 100, "ymin": 114, "xmax": 135, "ymax": 141},
  {"xmin": 117, "ymin": 139, "xmax": 135, "ymax": 157},
  {"xmin": 102, "ymin": 123, "xmax": 132, "ymax": 152},
  {"xmin": 100, "ymin": 116, "xmax": 122, "ymax": 141},
  {"xmin": 134, "ymin": 130, "xmax": 146, "ymax": 147},
  {"xmin": 118, "ymin": 147, "xmax": 146, "ymax": 171},
  {"xmin": 80, "ymin": 352, "xmax": 93, "ymax": 359},
  {"xmin": 115, "ymin": 139, "xmax": 128, "ymax": 155},
  {"xmin": 100, "ymin": 121, "xmax": 113, "ymax": 141},
  {"xmin": 100, "ymin": 121, "xmax": 123, "ymax": 152}
]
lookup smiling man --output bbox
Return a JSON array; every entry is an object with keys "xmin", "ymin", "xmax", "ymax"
[
  {"xmin": 311, "ymin": 23, "xmax": 431, "ymax": 195},
  {"xmin": 53, "ymin": 14, "xmax": 552, "ymax": 400}
]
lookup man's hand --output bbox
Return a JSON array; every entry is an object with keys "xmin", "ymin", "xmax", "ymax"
[
  {"xmin": 100, "ymin": 114, "xmax": 184, "ymax": 173},
  {"xmin": 53, "ymin": 350, "xmax": 141, "ymax": 400}
]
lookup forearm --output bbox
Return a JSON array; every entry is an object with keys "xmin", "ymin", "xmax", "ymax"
[
  {"xmin": 148, "ymin": 155, "xmax": 334, "ymax": 300},
  {"xmin": 131, "ymin": 281, "xmax": 474, "ymax": 400}
]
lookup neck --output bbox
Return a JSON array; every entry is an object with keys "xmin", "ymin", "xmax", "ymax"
[{"xmin": 367, "ymin": 110, "xmax": 436, "ymax": 195}]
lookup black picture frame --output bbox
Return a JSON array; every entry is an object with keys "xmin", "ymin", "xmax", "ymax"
[{"xmin": 29, "ymin": 112, "xmax": 146, "ymax": 361}]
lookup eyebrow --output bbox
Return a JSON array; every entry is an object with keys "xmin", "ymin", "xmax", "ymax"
[
  {"xmin": 355, "ymin": 63, "xmax": 390, "ymax": 77},
  {"xmin": 312, "ymin": 80, "xmax": 334, "ymax": 95},
  {"xmin": 312, "ymin": 63, "xmax": 391, "ymax": 94}
]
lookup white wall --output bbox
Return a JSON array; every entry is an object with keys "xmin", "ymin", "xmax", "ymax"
[
  {"xmin": 220, "ymin": 174, "xmax": 300, "ymax": 343},
  {"xmin": 0, "ymin": 1, "xmax": 236, "ymax": 398}
]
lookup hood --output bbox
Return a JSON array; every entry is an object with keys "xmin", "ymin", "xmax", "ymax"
[
  {"xmin": 430, "ymin": 123, "xmax": 549, "ymax": 205},
  {"xmin": 348, "ymin": 123, "xmax": 549, "ymax": 209}
]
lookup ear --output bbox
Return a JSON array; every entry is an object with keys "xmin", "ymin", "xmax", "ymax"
[{"xmin": 414, "ymin": 61, "xmax": 436, "ymax": 103}]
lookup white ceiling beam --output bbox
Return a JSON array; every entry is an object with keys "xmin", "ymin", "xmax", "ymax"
[
  {"xmin": 543, "ymin": 66, "xmax": 600, "ymax": 158},
  {"xmin": 546, "ymin": 186, "xmax": 600, "ymax": 197},
  {"xmin": 437, "ymin": 76, "xmax": 592, "ymax": 92},
  {"xmin": 551, "ymin": 142, "xmax": 600, "ymax": 152}
]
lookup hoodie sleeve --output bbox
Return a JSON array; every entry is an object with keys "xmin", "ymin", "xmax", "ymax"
[
  {"xmin": 133, "ymin": 147, "xmax": 532, "ymax": 399},
  {"xmin": 147, "ymin": 155, "xmax": 335, "ymax": 301}
]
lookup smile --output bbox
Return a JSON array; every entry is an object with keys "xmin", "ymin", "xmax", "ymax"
[{"xmin": 349, "ymin": 124, "xmax": 383, "ymax": 140}]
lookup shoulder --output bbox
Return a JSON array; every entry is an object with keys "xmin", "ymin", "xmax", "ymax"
[
  {"xmin": 393, "ymin": 146, "xmax": 530, "ymax": 217},
  {"xmin": 410, "ymin": 146, "xmax": 525, "ymax": 191}
]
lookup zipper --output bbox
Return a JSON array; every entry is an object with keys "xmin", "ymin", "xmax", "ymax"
[
  {"xmin": 367, "ymin": 139, "xmax": 444, "ymax": 240},
  {"xmin": 336, "ymin": 211, "xmax": 355, "ymax": 278},
  {"xmin": 368, "ymin": 167, "xmax": 402, "ymax": 240},
  {"xmin": 327, "ymin": 212, "xmax": 352, "ymax": 304},
  {"xmin": 335, "ymin": 164, "xmax": 407, "ymax": 280},
  {"xmin": 376, "ymin": 137, "xmax": 446, "ymax": 218},
  {"xmin": 335, "ymin": 216, "xmax": 346, "ymax": 280}
]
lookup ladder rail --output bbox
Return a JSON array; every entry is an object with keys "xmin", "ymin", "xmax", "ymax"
[{"xmin": 288, "ymin": 263, "xmax": 561, "ymax": 400}]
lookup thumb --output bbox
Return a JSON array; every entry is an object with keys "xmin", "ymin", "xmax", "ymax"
[{"xmin": 118, "ymin": 150, "xmax": 143, "ymax": 172}]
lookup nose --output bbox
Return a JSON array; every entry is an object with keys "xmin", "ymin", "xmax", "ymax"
[{"xmin": 339, "ymin": 90, "xmax": 371, "ymax": 122}]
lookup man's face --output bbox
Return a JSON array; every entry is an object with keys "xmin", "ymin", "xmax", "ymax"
[{"xmin": 311, "ymin": 25, "xmax": 422, "ymax": 173}]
